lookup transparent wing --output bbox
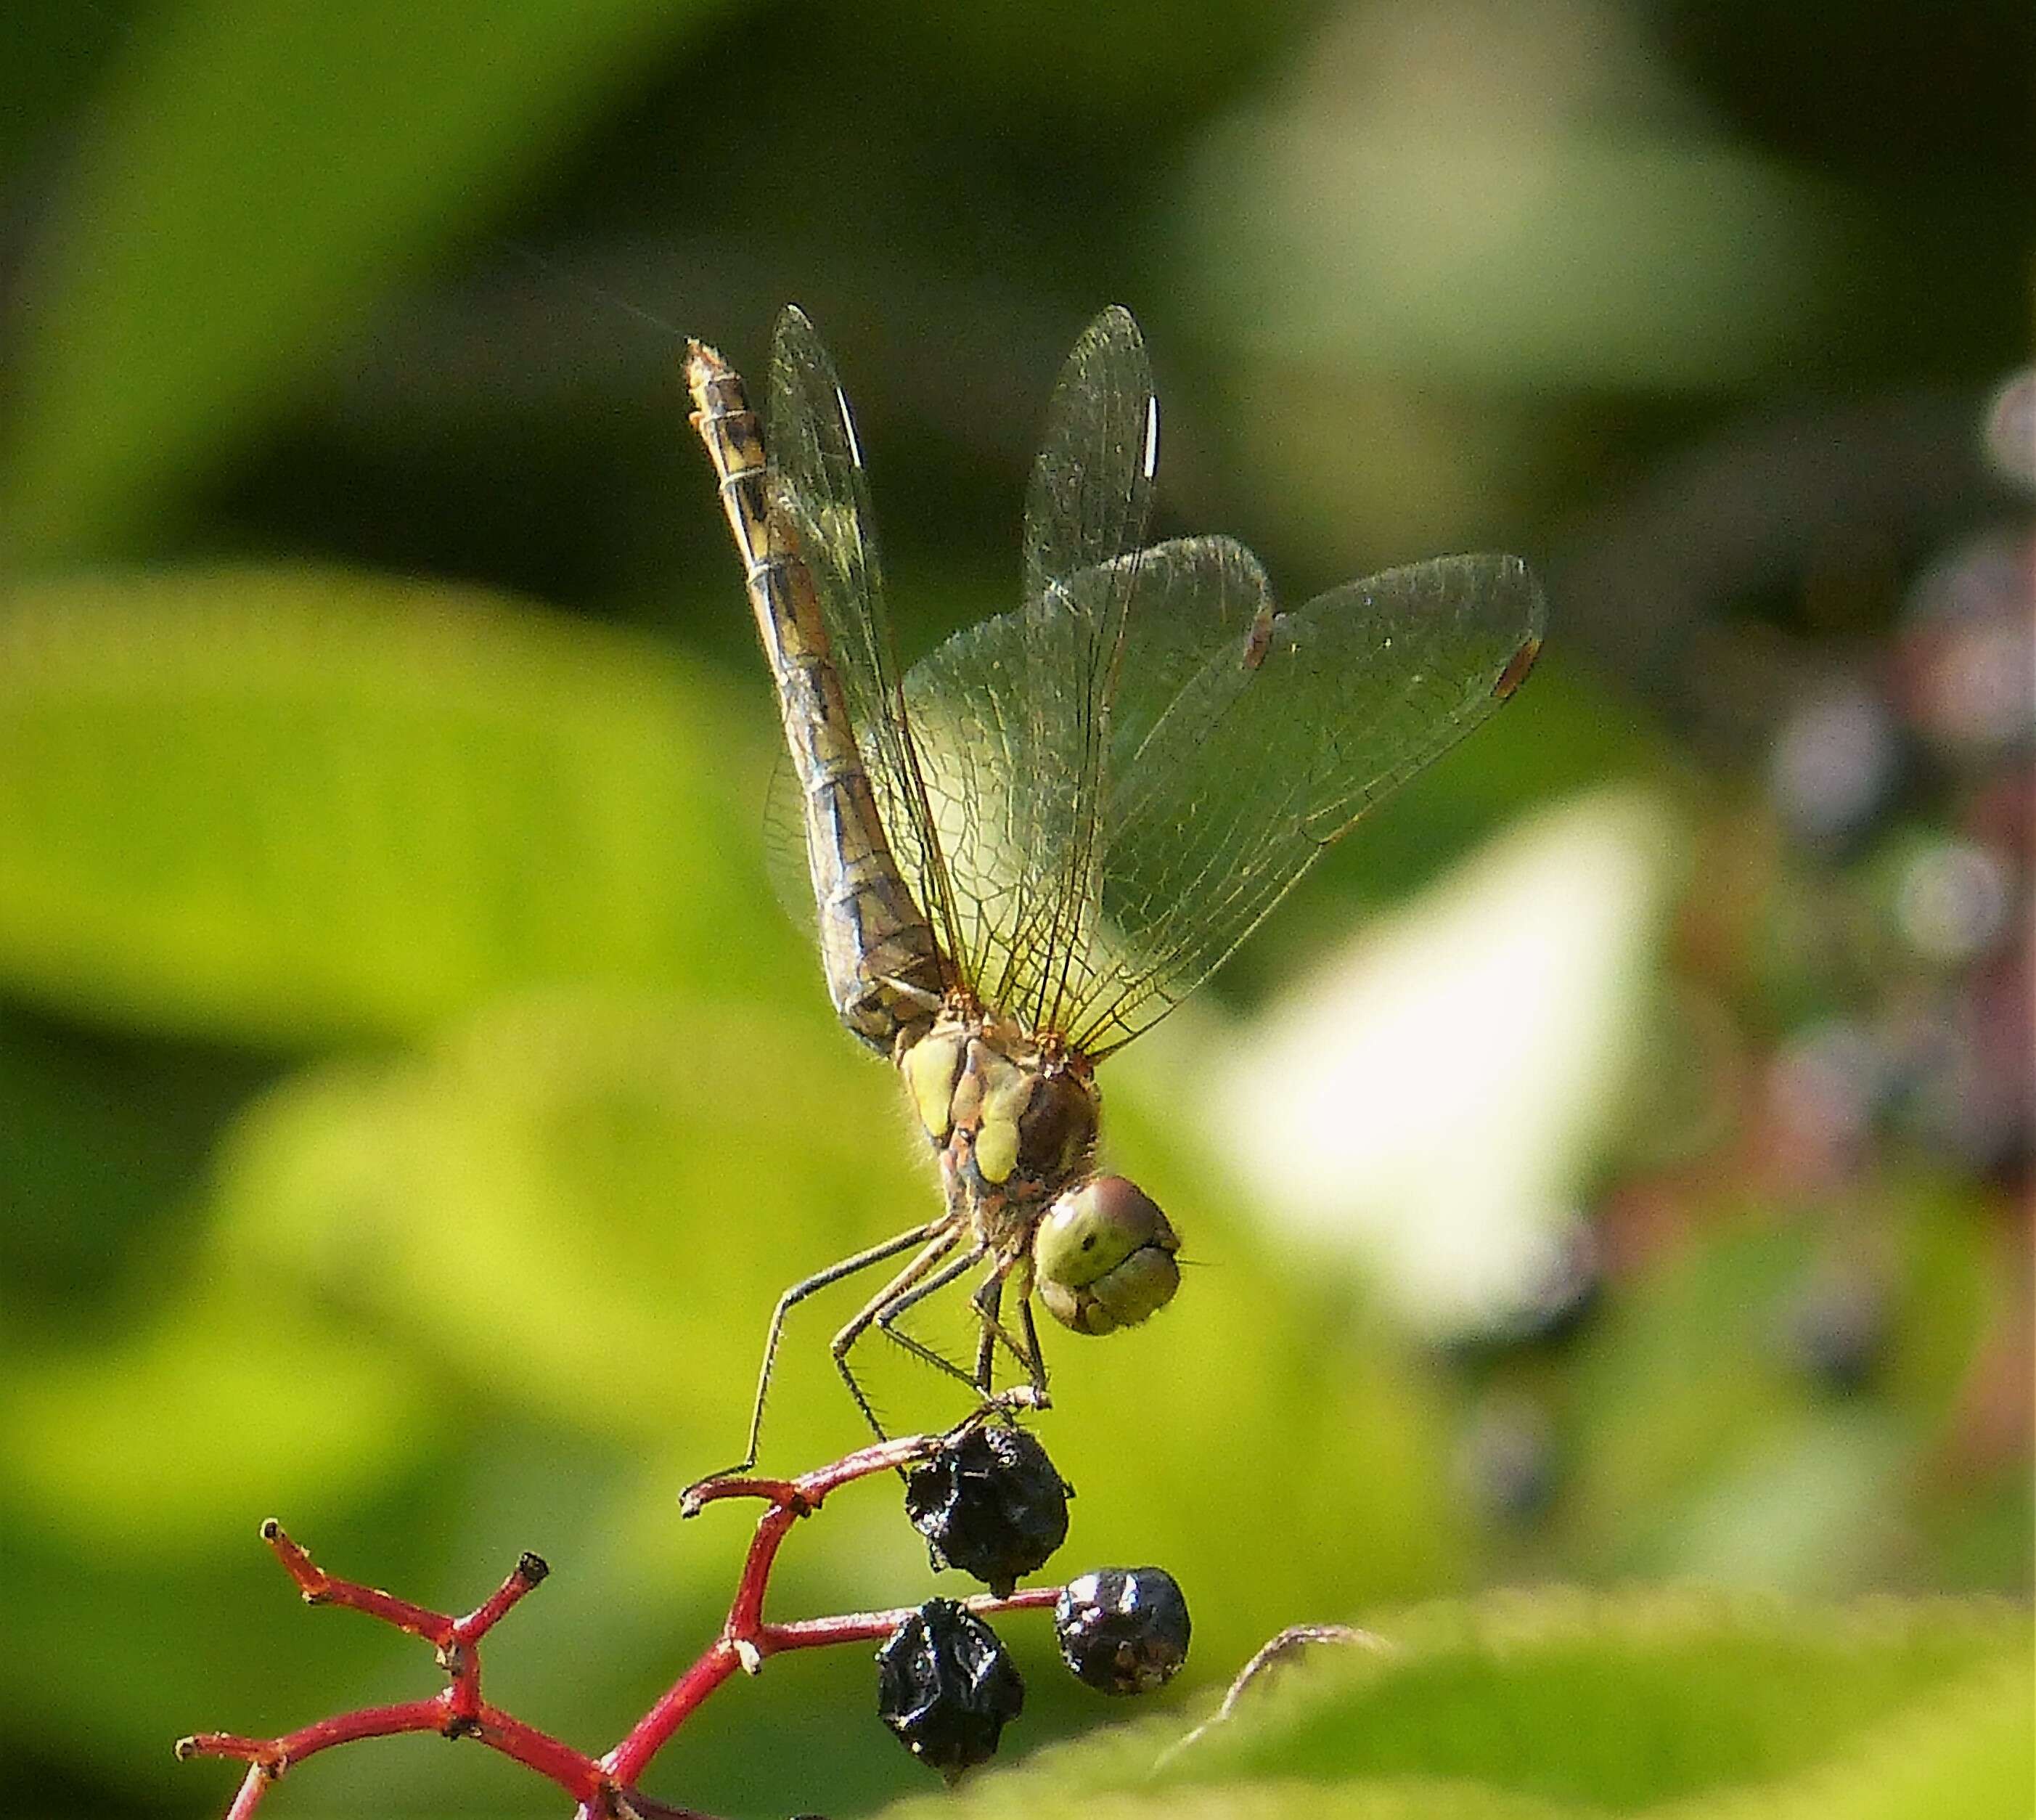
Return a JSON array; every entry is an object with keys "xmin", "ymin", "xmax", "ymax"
[
  {"xmin": 1068, "ymin": 544, "xmax": 1547, "ymax": 1056},
  {"xmin": 902, "ymin": 307, "xmax": 1158, "ymax": 1028},
  {"xmin": 901, "ymin": 536, "xmax": 1545, "ymax": 1057},
  {"xmin": 1021, "ymin": 306, "xmax": 1159, "ymax": 610},
  {"xmin": 765, "ymin": 305, "xmax": 965, "ymax": 967},
  {"xmin": 770, "ymin": 302, "xmax": 1542, "ymax": 1060}
]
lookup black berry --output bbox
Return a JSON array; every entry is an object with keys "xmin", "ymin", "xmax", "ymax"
[
  {"xmin": 875, "ymin": 1598, "xmax": 1025, "ymax": 1780},
  {"xmin": 1054, "ymin": 1567, "xmax": 1190, "ymax": 1695},
  {"xmin": 904, "ymin": 1425, "xmax": 1071, "ymax": 1595}
]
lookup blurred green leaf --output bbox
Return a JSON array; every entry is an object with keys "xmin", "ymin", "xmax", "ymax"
[
  {"xmin": 1177, "ymin": 93, "xmax": 1841, "ymax": 393},
  {"xmin": 0, "ymin": 565, "xmax": 790, "ymax": 1042},
  {"xmin": 1150, "ymin": 1594, "xmax": 2023, "ymax": 1805},
  {"xmin": 0, "ymin": 1011, "xmax": 274, "ymax": 1325},
  {"xmin": 0, "ymin": 0, "xmax": 729, "ymax": 564},
  {"xmin": 0, "ymin": 1264, "xmax": 438, "ymax": 1553},
  {"xmin": 206, "ymin": 989, "xmax": 915, "ymax": 1460}
]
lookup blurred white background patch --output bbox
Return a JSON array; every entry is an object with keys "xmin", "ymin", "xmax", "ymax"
[{"xmin": 1199, "ymin": 791, "xmax": 1677, "ymax": 1339}]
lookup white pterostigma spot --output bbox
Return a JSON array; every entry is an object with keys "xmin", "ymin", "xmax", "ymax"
[{"xmin": 835, "ymin": 385, "xmax": 864, "ymax": 468}]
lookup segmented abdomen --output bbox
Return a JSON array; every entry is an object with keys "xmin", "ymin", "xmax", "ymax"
[{"xmin": 685, "ymin": 340, "xmax": 944, "ymax": 1051}]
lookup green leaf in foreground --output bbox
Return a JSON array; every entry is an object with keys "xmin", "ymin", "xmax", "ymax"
[
  {"xmin": 896, "ymin": 1591, "xmax": 2029, "ymax": 1820},
  {"xmin": 0, "ymin": 565, "xmax": 785, "ymax": 1042}
]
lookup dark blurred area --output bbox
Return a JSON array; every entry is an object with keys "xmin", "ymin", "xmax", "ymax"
[{"xmin": 0, "ymin": 2, "xmax": 2029, "ymax": 1817}]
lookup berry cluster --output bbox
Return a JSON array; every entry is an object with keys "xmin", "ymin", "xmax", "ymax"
[{"xmin": 179, "ymin": 1417, "xmax": 1187, "ymax": 1814}]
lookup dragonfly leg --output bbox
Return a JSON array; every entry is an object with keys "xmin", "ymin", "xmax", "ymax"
[
  {"xmin": 838, "ymin": 1237, "xmax": 997, "ymax": 1441},
  {"xmin": 968, "ymin": 1271, "xmax": 1051, "ymax": 1411},
  {"xmin": 825, "ymin": 1229, "xmax": 970, "ymax": 1446},
  {"xmin": 969, "ymin": 1273, "xmax": 1028, "ymax": 1383},
  {"xmin": 1019, "ymin": 1294, "xmax": 1049, "ymax": 1406},
  {"xmin": 687, "ymin": 1218, "xmax": 948, "ymax": 1492},
  {"xmin": 971, "ymin": 1278, "xmax": 998, "ymax": 1392}
]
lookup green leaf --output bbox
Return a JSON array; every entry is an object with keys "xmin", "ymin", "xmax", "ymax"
[
  {"xmin": 0, "ymin": 0, "xmax": 727, "ymax": 564},
  {"xmin": 1693, "ymin": 1655, "xmax": 2035, "ymax": 1820},
  {"xmin": 1563, "ymin": 1192, "xmax": 2006, "ymax": 1592},
  {"xmin": 0, "ymin": 565, "xmax": 790, "ymax": 1042},
  {"xmin": 897, "ymin": 1593, "xmax": 2029, "ymax": 1820}
]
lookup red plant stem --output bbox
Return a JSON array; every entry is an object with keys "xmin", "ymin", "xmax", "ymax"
[
  {"xmin": 223, "ymin": 1765, "xmax": 268, "ymax": 1820},
  {"xmin": 764, "ymin": 1586, "xmax": 1058, "ymax": 1650},
  {"xmin": 260, "ymin": 1517, "xmax": 454, "ymax": 1644},
  {"xmin": 457, "ymin": 1550, "xmax": 551, "ymax": 1642},
  {"xmin": 181, "ymin": 1670, "xmax": 622, "ymax": 1809},
  {"xmin": 609, "ymin": 1428, "xmax": 952, "ymax": 1779},
  {"xmin": 187, "ymin": 1425, "xmax": 1063, "ymax": 1820},
  {"xmin": 473, "ymin": 1705, "xmax": 610, "ymax": 1800},
  {"xmin": 602, "ymin": 1641, "xmax": 745, "ymax": 1788},
  {"xmin": 179, "ymin": 1527, "xmax": 614, "ymax": 1808}
]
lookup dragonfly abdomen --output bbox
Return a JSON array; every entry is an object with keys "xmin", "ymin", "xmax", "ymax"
[{"xmin": 686, "ymin": 339, "xmax": 945, "ymax": 1053}]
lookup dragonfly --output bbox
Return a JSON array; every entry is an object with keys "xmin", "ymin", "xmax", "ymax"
[{"xmin": 684, "ymin": 305, "xmax": 1544, "ymax": 1473}]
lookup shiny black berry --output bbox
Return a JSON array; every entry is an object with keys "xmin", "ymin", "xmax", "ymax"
[
  {"xmin": 904, "ymin": 1425, "xmax": 1071, "ymax": 1595},
  {"xmin": 1053, "ymin": 1567, "xmax": 1190, "ymax": 1695},
  {"xmin": 875, "ymin": 1598, "xmax": 1025, "ymax": 1781},
  {"xmin": 1783, "ymin": 1266, "xmax": 1887, "ymax": 1395}
]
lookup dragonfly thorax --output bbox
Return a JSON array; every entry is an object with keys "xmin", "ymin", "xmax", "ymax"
[{"xmin": 900, "ymin": 1015, "xmax": 1098, "ymax": 1213}]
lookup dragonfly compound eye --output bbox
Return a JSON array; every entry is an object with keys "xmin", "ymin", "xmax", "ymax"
[{"xmin": 1033, "ymin": 1176, "xmax": 1180, "ymax": 1334}]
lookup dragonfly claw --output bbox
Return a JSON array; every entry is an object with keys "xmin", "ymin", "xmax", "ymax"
[{"xmin": 955, "ymin": 1387, "xmax": 1050, "ymax": 1441}]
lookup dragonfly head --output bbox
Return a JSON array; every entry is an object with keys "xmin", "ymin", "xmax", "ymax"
[{"xmin": 1033, "ymin": 1176, "xmax": 1180, "ymax": 1336}]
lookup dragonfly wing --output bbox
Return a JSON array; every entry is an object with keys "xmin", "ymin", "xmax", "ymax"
[
  {"xmin": 907, "ymin": 308, "xmax": 1159, "ymax": 1030},
  {"xmin": 766, "ymin": 306, "xmax": 965, "ymax": 971},
  {"xmin": 1056, "ymin": 544, "xmax": 1548, "ymax": 1057},
  {"xmin": 793, "ymin": 301, "xmax": 1543, "ymax": 1059},
  {"xmin": 1022, "ymin": 306, "xmax": 1160, "ymax": 605}
]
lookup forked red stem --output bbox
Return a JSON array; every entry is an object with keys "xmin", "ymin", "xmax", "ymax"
[{"xmin": 181, "ymin": 1433, "xmax": 1063, "ymax": 1820}]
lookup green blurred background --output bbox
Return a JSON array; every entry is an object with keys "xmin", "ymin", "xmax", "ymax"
[{"xmin": 0, "ymin": 2, "xmax": 2029, "ymax": 1817}]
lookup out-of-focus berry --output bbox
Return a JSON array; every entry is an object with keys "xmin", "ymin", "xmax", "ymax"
[
  {"xmin": 1766, "ymin": 1019, "xmax": 1892, "ymax": 1183},
  {"xmin": 1982, "ymin": 367, "xmax": 2035, "ymax": 489},
  {"xmin": 1442, "ymin": 1220, "xmax": 1603, "ymax": 1365},
  {"xmin": 1455, "ymin": 1392, "xmax": 1558, "ymax": 1525},
  {"xmin": 1890, "ymin": 836, "xmax": 2011, "ymax": 966},
  {"xmin": 1053, "ymin": 1567, "xmax": 1190, "ymax": 1695},
  {"xmin": 1783, "ymin": 1265, "xmax": 1888, "ymax": 1395},
  {"xmin": 1893, "ymin": 530, "xmax": 2035, "ymax": 759},
  {"xmin": 1896, "ymin": 962, "xmax": 2033, "ymax": 1183},
  {"xmin": 1502, "ymin": 1221, "xmax": 1602, "ymax": 1348},
  {"xmin": 905, "ymin": 1424, "xmax": 1070, "ymax": 1596},
  {"xmin": 875, "ymin": 1599, "xmax": 1024, "ymax": 1781},
  {"xmin": 1769, "ymin": 685, "xmax": 1908, "ymax": 850}
]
